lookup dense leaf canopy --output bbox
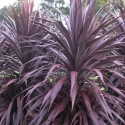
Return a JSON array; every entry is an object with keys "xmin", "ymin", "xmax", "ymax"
[{"xmin": 0, "ymin": 0, "xmax": 125, "ymax": 125}]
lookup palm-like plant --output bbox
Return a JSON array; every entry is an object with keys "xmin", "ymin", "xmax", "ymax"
[
  {"xmin": 0, "ymin": 0, "xmax": 125, "ymax": 125},
  {"xmin": 0, "ymin": 0, "xmax": 54, "ymax": 124},
  {"xmin": 26, "ymin": 0, "xmax": 125, "ymax": 124}
]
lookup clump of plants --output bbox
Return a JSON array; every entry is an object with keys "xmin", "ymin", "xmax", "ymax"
[{"xmin": 0, "ymin": 0, "xmax": 125, "ymax": 125}]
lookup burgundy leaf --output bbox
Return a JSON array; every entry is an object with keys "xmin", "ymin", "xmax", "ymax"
[
  {"xmin": 50, "ymin": 77, "xmax": 67, "ymax": 108},
  {"xmin": 42, "ymin": 89, "xmax": 53, "ymax": 106},
  {"xmin": 53, "ymin": 97, "xmax": 69, "ymax": 119},
  {"xmin": 70, "ymin": 71, "xmax": 78, "ymax": 110}
]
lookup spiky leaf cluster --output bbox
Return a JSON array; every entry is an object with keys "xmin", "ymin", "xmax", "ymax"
[{"xmin": 0, "ymin": 0, "xmax": 125, "ymax": 125}]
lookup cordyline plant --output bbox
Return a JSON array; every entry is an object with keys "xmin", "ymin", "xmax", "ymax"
[
  {"xmin": 25, "ymin": 0, "xmax": 125, "ymax": 125},
  {"xmin": 0, "ymin": 0, "xmax": 55, "ymax": 124},
  {"xmin": 0, "ymin": 0, "xmax": 125, "ymax": 125}
]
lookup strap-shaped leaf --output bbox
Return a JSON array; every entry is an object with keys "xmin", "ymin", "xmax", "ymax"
[
  {"xmin": 49, "ymin": 76, "xmax": 67, "ymax": 109},
  {"xmin": 70, "ymin": 71, "xmax": 78, "ymax": 110}
]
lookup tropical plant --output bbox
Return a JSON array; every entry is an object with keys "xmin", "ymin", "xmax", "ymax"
[
  {"xmin": 0, "ymin": 0, "xmax": 54, "ymax": 124},
  {"xmin": 24, "ymin": 0, "xmax": 125, "ymax": 125},
  {"xmin": 0, "ymin": 0, "xmax": 125, "ymax": 125}
]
